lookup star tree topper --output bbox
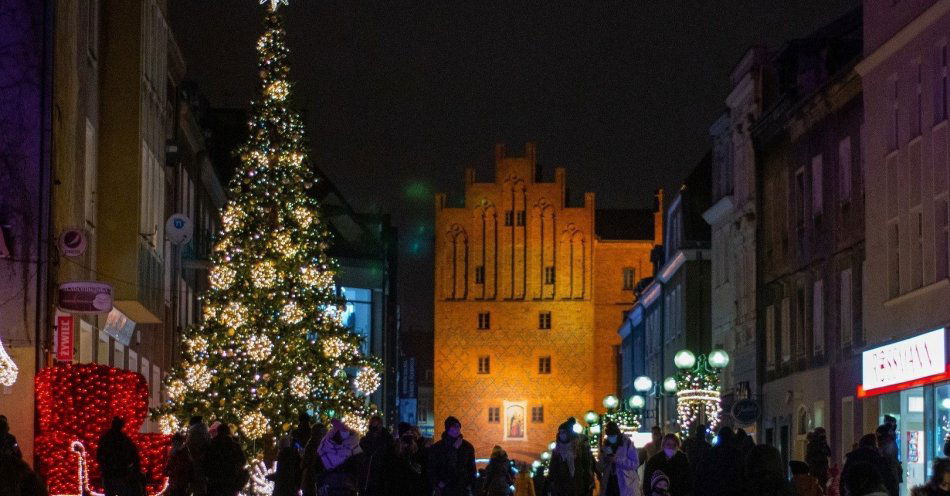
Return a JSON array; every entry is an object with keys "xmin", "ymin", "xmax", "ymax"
[{"xmin": 260, "ymin": 0, "xmax": 289, "ymax": 11}]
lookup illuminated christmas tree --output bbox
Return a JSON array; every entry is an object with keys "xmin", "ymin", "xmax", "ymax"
[{"xmin": 153, "ymin": 4, "xmax": 380, "ymax": 454}]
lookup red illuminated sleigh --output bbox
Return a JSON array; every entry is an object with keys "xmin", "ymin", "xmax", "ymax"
[{"xmin": 35, "ymin": 363, "xmax": 170, "ymax": 495}]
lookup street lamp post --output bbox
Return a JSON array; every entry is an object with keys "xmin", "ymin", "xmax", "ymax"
[{"xmin": 672, "ymin": 348, "xmax": 729, "ymax": 437}]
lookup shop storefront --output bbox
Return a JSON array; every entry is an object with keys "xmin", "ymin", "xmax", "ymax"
[{"xmin": 859, "ymin": 327, "xmax": 950, "ymax": 496}]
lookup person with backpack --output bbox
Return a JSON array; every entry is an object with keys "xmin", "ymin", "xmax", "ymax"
[
  {"xmin": 204, "ymin": 423, "xmax": 248, "ymax": 496},
  {"xmin": 483, "ymin": 446, "xmax": 515, "ymax": 496}
]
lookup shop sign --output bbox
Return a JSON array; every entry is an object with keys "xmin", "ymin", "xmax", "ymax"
[
  {"xmin": 55, "ymin": 314, "xmax": 74, "ymax": 362},
  {"xmin": 58, "ymin": 281, "xmax": 113, "ymax": 314},
  {"xmin": 731, "ymin": 399, "xmax": 760, "ymax": 425},
  {"xmin": 101, "ymin": 308, "xmax": 136, "ymax": 347},
  {"xmin": 58, "ymin": 228, "xmax": 87, "ymax": 257},
  {"xmin": 859, "ymin": 327, "xmax": 948, "ymax": 397}
]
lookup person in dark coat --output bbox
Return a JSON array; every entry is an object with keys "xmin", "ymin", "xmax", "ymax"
[
  {"xmin": 0, "ymin": 451, "xmax": 48, "ymax": 496},
  {"xmin": 876, "ymin": 425, "xmax": 902, "ymax": 496},
  {"xmin": 790, "ymin": 461, "xmax": 824, "ymax": 496},
  {"xmin": 204, "ymin": 423, "xmax": 248, "ymax": 496},
  {"xmin": 679, "ymin": 424, "xmax": 709, "ymax": 492},
  {"xmin": 97, "ymin": 417, "xmax": 144, "ymax": 496},
  {"xmin": 360, "ymin": 416, "xmax": 390, "ymax": 460},
  {"xmin": 841, "ymin": 434, "xmax": 898, "ymax": 496},
  {"xmin": 806, "ymin": 428, "xmax": 832, "ymax": 488},
  {"xmin": 842, "ymin": 461, "xmax": 889, "ymax": 496},
  {"xmin": 739, "ymin": 444, "xmax": 795, "ymax": 496},
  {"xmin": 484, "ymin": 446, "xmax": 514, "ymax": 496},
  {"xmin": 641, "ymin": 434, "xmax": 691, "ymax": 496},
  {"xmin": 185, "ymin": 416, "xmax": 211, "ymax": 496},
  {"xmin": 164, "ymin": 433, "xmax": 195, "ymax": 496},
  {"xmin": 703, "ymin": 427, "xmax": 743, "ymax": 496},
  {"xmin": 269, "ymin": 435, "xmax": 303, "ymax": 496},
  {"xmin": 428, "ymin": 416, "xmax": 476, "ymax": 496},
  {"xmin": 301, "ymin": 423, "xmax": 328, "ymax": 496},
  {"xmin": 911, "ymin": 457, "xmax": 950, "ymax": 496},
  {"xmin": 375, "ymin": 422, "xmax": 429, "ymax": 496},
  {"xmin": 546, "ymin": 418, "xmax": 595, "ymax": 496},
  {"xmin": 0, "ymin": 416, "xmax": 22, "ymax": 460}
]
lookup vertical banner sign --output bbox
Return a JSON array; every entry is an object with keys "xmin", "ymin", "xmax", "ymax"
[{"xmin": 56, "ymin": 314, "xmax": 74, "ymax": 362}]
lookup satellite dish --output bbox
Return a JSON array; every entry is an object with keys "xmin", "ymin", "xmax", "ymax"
[{"xmin": 165, "ymin": 214, "xmax": 194, "ymax": 245}]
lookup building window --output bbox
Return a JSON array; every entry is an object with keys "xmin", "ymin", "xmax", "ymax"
[
  {"xmin": 813, "ymin": 279, "xmax": 824, "ymax": 356},
  {"xmin": 936, "ymin": 43, "xmax": 948, "ymax": 123},
  {"xmin": 504, "ymin": 210, "xmax": 514, "ymax": 226},
  {"xmin": 937, "ymin": 196, "xmax": 949, "ymax": 281},
  {"xmin": 781, "ymin": 297, "xmax": 791, "ymax": 363},
  {"xmin": 544, "ymin": 266, "xmax": 555, "ymax": 285},
  {"xmin": 766, "ymin": 305, "xmax": 776, "ymax": 371},
  {"xmin": 87, "ymin": 0, "xmax": 99, "ymax": 60},
  {"xmin": 888, "ymin": 221, "xmax": 901, "ymax": 298},
  {"xmin": 796, "ymin": 285, "xmax": 806, "ymax": 358},
  {"xmin": 84, "ymin": 120, "xmax": 97, "ymax": 230},
  {"xmin": 531, "ymin": 406, "xmax": 544, "ymax": 423},
  {"xmin": 538, "ymin": 356, "xmax": 551, "ymax": 374},
  {"xmin": 795, "ymin": 168, "xmax": 806, "ymax": 244},
  {"xmin": 622, "ymin": 268, "xmax": 636, "ymax": 290},
  {"xmin": 477, "ymin": 312, "xmax": 491, "ymax": 330},
  {"xmin": 840, "ymin": 269, "xmax": 853, "ymax": 346},
  {"xmin": 478, "ymin": 356, "xmax": 491, "ymax": 374},
  {"xmin": 475, "ymin": 266, "xmax": 485, "ymax": 284},
  {"xmin": 539, "ymin": 312, "xmax": 552, "ymax": 330},
  {"xmin": 516, "ymin": 210, "xmax": 526, "ymax": 226},
  {"xmin": 811, "ymin": 155, "xmax": 823, "ymax": 217},
  {"xmin": 913, "ymin": 61, "xmax": 922, "ymax": 136},
  {"xmin": 838, "ymin": 136, "xmax": 852, "ymax": 202},
  {"xmin": 890, "ymin": 76, "xmax": 900, "ymax": 150},
  {"xmin": 488, "ymin": 407, "xmax": 500, "ymax": 423},
  {"xmin": 912, "ymin": 209, "xmax": 924, "ymax": 289}
]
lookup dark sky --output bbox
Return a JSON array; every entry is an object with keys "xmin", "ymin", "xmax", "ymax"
[{"xmin": 169, "ymin": 0, "xmax": 858, "ymax": 333}]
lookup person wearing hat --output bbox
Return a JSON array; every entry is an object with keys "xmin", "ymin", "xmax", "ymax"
[
  {"xmin": 365, "ymin": 422, "xmax": 428, "ymax": 496},
  {"xmin": 598, "ymin": 422, "xmax": 641, "ymax": 496},
  {"xmin": 428, "ymin": 416, "xmax": 476, "ymax": 496},
  {"xmin": 640, "ymin": 434, "xmax": 691, "ymax": 496},
  {"xmin": 648, "ymin": 471, "xmax": 670, "ymax": 496},
  {"xmin": 547, "ymin": 417, "xmax": 595, "ymax": 496}
]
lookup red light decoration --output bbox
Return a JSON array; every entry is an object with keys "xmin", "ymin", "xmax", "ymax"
[{"xmin": 35, "ymin": 363, "xmax": 170, "ymax": 495}]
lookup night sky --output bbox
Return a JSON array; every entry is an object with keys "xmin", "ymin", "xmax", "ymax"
[{"xmin": 169, "ymin": 0, "xmax": 858, "ymax": 333}]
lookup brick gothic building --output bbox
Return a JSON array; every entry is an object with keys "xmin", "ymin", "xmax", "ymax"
[{"xmin": 434, "ymin": 143, "xmax": 660, "ymax": 460}]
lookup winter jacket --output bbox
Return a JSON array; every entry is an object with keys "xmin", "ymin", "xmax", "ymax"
[
  {"xmin": 911, "ymin": 484, "xmax": 950, "ymax": 496},
  {"xmin": 0, "ymin": 433, "xmax": 21, "ymax": 460},
  {"xmin": 203, "ymin": 434, "xmax": 247, "ymax": 496},
  {"xmin": 164, "ymin": 446, "xmax": 196, "ymax": 496},
  {"xmin": 428, "ymin": 432, "xmax": 476, "ymax": 496},
  {"xmin": 97, "ymin": 427, "xmax": 142, "ymax": 480},
  {"xmin": 792, "ymin": 474, "xmax": 824, "ymax": 496},
  {"xmin": 701, "ymin": 444, "xmax": 743, "ymax": 496},
  {"xmin": 547, "ymin": 437, "xmax": 595, "ymax": 496},
  {"xmin": 641, "ymin": 452, "xmax": 691, "ymax": 496},
  {"xmin": 318, "ymin": 431, "xmax": 364, "ymax": 496},
  {"xmin": 806, "ymin": 439, "xmax": 831, "ymax": 486},
  {"xmin": 840, "ymin": 447, "xmax": 898, "ymax": 496},
  {"xmin": 375, "ymin": 442, "xmax": 429, "ymax": 496},
  {"xmin": 483, "ymin": 456, "xmax": 514, "ymax": 496},
  {"xmin": 739, "ymin": 475, "xmax": 797, "ymax": 496},
  {"xmin": 598, "ymin": 435, "xmax": 641, "ymax": 496},
  {"xmin": 269, "ymin": 446, "xmax": 303, "ymax": 496}
]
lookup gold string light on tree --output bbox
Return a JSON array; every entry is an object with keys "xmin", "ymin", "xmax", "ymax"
[{"xmin": 152, "ymin": 0, "xmax": 381, "ymax": 458}]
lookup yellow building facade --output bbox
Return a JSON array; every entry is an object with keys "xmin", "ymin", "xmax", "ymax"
[{"xmin": 434, "ymin": 143, "xmax": 660, "ymax": 460}]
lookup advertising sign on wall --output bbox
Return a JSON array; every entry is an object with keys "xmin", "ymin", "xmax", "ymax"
[
  {"xmin": 55, "ymin": 314, "xmax": 74, "ymax": 362},
  {"xmin": 859, "ymin": 327, "xmax": 948, "ymax": 397},
  {"xmin": 58, "ymin": 281, "xmax": 113, "ymax": 314}
]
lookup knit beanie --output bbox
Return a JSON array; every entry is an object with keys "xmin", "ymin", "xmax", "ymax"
[
  {"xmin": 558, "ymin": 417, "xmax": 577, "ymax": 435},
  {"xmin": 650, "ymin": 470, "xmax": 670, "ymax": 489},
  {"xmin": 445, "ymin": 416, "xmax": 461, "ymax": 431}
]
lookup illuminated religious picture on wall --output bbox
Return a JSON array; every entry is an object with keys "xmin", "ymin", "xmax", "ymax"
[{"xmin": 504, "ymin": 401, "xmax": 526, "ymax": 441}]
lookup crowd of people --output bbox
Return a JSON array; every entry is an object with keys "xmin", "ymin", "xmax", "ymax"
[{"xmin": 7, "ymin": 410, "xmax": 950, "ymax": 496}]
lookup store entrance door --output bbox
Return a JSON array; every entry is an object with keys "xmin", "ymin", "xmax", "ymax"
[{"xmin": 880, "ymin": 387, "xmax": 926, "ymax": 496}]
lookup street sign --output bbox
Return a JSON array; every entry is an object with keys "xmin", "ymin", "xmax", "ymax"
[{"xmin": 165, "ymin": 214, "xmax": 193, "ymax": 245}]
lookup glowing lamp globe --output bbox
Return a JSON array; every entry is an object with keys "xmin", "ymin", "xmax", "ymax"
[
  {"xmin": 674, "ymin": 350, "xmax": 696, "ymax": 370},
  {"xmin": 663, "ymin": 376, "xmax": 678, "ymax": 393},
  {"xmin": 708, "ymin": 349, "xmax": 730, "ymax": 368},
  {"xmin": 633, "ymin": 376, "xmax": 653, "ymax": 393},
  {"xmin": 628, "ymin": 395, "xmax": 646, "ymax": 409},
  {"xmin": 541, "ymin": 451, "xmax": 551, "ymax": 461},
  {"xmin": 603, "ymin": 395, "xmax": 620, "ymax": 410},
  {"xmin": 590, "ymin": 424, "xmax": 601, "ymax": 434},
  {"xmin": 942, "ymin": 398, "xmax": 950, "ymax": 410},
  {"xmin": 532, "ymin": 460, "xmax": 541, "ymax": 469},
  {"xmin": 572, "ymin": 423, "xmax": 584, "ymax": 434},
  {"xmin": 585, "ymin": 411, "xmax": 600, "ymax": 424},
  {"xmin": 548, "ymin": 442, "xmax": 557, "ymax": 451}
]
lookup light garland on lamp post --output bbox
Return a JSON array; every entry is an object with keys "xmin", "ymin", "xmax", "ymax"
[{"xmin": 672, "ymin": 349, "xmax": 729, "ymax": 438}]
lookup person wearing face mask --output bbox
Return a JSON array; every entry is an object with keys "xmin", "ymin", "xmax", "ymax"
[
  {"xmin": 428, "ymin": 416, "xmax": 476, "ymax": 496},
  {"xmin": 640, "ymin": 434, "xmax": 691, "ymax": 496},
  {"xmin": 318, "ymin": 419, "xmax": 364, "ymax": 496},
  {"xmin": 370, "ymin": 422, "xmax": 429, "ymax": 496},
  {"xmin": 598, "ymin": 422, "xmax": 641, "ymax": 496},
  {"xmin": 546, "ymin": 417, "xmax": 595, "ymax": 496}
]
